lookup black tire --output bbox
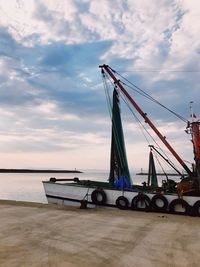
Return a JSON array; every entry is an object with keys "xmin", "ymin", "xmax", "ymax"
[
  {"xmin": 131, "ymin": 194, "xmax": 151, "ymax": 211},
  {"xmin": 169, "ymin": 199, "xmax": 190, "ymax": 215},
  {"xmin": 193, "ymin": 201, "xmax": 200, "ymax": 217},
  {"xmin": 151, "ymin": 194, "xmax": 168, "ymax": 212},
  {"xmin": 116, "ymin": 196, "xmax": 129, "ymax": 210},
  {"xmin": 91, "ymin": 189, "xmax": 107, "ymax": 205}
]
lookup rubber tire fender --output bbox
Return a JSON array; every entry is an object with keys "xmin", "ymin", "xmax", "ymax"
[
  {"xmin": 131, "ymin": 194, "xmax": 151, "ymax": 211},
  {"xmin": 150, "ymin": 194, "xmax": 168, "ymax": 212},
  {"xmin": 91, "ymin": 189, "xmax": 107, "ymax": 205},
  {"xmin": 169, "ymin": 199, "xmax": 190, "ymax": 215},
  {"xmin": 116, "ymin": 196, "xmax": 129, "ymax": 210},
  {"xmin": 193, "ymin": 200, "xmax": 200, "ymax": 217}
]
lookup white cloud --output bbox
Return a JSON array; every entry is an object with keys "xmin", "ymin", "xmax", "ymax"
[
  {"xmin": 0, "ymin": 0, "xmax": 199, "ymax": 79},
  {"xmin": 36, "ymin": 101, "xmax": 81, "ymax": 121},
  {"xmin": 161, "ymin": 1, "xmax": 200, "ymax": 73},
  {"xmin": 0, "ymin": 0, "xmax": 199, "ymax": 171},
  {"xmin": 0, "ymin": 0, "xmax": 83, "ymax": 45},
  {"xmin": 0, "ymin": 0, "xmax": 39, "ymax": 45}
]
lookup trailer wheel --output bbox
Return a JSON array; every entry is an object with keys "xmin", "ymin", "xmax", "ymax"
[
  {"xmin": 193, "ymin": 201, "xmax": 200, "ymax": 217},
  {"xmin": 116, "ymin": 196, "xmax": 129, "ymax": 210},
  {"xmin": 151, "ymin": 194, "xmax": 168, "ymax": 212},
  {"xmin": 169, "ymin": 199, "xmax": 190, "ymax": 215},
  {"xmin": 131, "ymin": 194, "xmax": 151, "ymax": 211},
  {"xmin": 91, "ymin": 189, "xmax": 107, "ymax": 205}
]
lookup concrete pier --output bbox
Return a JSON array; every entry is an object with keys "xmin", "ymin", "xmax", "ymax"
[{"xmin": 0, "ymin": 200, "xmax": 200, "ymax": 267}]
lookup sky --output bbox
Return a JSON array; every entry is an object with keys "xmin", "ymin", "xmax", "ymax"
[{"xmin": 0, "ymin": 0, "xmax": 199, "ymax": 173}]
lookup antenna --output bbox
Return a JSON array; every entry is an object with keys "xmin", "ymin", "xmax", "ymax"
[{"xmin": 190, "ymin": 101, "xmax": 197, "ymax": 122}]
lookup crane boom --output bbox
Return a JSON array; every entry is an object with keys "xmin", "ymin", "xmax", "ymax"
[{"xmin": 100, "ymin": 64, "xmax": 192, "ymax": 176}]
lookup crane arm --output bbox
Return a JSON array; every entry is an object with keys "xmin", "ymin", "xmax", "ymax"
[{"xmin": 100, "ymin": 64, "xmax": 192, "ymax": 176}]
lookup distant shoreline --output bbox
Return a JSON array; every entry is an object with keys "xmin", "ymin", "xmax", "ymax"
[
  {"xmin": 0, "ymin": 169, "xmax": 82, "ymax": 173},
  {"xmin": 136, "ymin": 172, "xmax": 184, "ymax": 176}
]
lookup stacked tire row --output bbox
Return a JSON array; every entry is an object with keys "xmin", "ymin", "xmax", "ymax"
[{"xmin": 91, "ymin": 189, "xmax": 200, "ymax": 216}]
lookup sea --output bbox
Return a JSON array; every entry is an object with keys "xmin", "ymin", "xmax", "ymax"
[
  {"xmin": 0, "ymin": 170, "xmax": 113, "ymax": 203},
  {"xmin": 0, "ymin": 170, "xmax": 180, "ymax": 203}
]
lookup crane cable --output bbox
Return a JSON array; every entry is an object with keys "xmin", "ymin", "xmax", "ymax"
[
  {"xmin": 120, "ymin": 90, "xmax": 185, "ymax": 174},
  {"xmin": 153, "ymin": 150, "xmax": 169, "ymax": 181},
  {"xmin": 115, "ymin": 78, "xmax": 187, "ymax": 173},
  {"xmin": 102, "ymin": 71, "xmax": 186, "ymax": 175},
  {"xmin": 109, "ymin": 67, "xmax": 188, "ymax": 123}
]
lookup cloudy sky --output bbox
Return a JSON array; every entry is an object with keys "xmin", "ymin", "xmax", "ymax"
[{"xmin": 0, "ymin": 0, "xmax": 199, "ymax": 173}]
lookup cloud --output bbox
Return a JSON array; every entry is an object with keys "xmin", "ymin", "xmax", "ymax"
[
  {"xmin": 0, "ymin": 0, "xmax": 199, "ymax": 170},
  {"xmin": 1, "ymin": 0, "xmax": 199, "ymax": 82},
  {"xmin": 37, "ymin": 41, "xmax": 112, "ymax": 74}
]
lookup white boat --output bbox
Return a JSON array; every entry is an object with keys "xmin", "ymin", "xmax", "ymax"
[{"xmin": 43, "ymin": 65, "xmax": 200, "ymax": 216}]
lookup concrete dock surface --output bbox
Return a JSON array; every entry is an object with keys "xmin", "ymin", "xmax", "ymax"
[{"xmin": 0, "ymin": 200, "xmax": 200, "ymax": 267}]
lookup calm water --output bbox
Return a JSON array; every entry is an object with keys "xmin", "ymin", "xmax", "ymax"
[
  {"xmin": 0, "ymin": 170, "xmax": 110, "ymax": 203},
  {"xmin": 0, "ymin": 170, "xmax": 180, "ymax": 203}
]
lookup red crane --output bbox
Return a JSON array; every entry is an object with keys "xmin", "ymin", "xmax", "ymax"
[{"xmin": 100, "ymin": 64, "xmax": 193, "ymax": 177}]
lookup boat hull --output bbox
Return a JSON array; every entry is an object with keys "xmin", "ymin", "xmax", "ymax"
[{"xmin": 43, "ymin": 181, "xmax": 200, "ymax": 215}]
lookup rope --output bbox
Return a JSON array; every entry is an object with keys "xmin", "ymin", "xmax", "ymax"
[
  {"xmin": 102, "ymin": 70, "xmax": 187, "ymax": 175},
  {"xmin": 109, "ymin": 67, "xmax": 188, "ymax": 123},
  {"xmin": 118, "ymin": 85, "xmax": 187, "ymax": 174},
  {"xmin": 153, "ymin": 151, "xmax": 169, "ymax": 181}
]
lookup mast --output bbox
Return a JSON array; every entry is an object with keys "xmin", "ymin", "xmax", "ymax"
[
  {"xmin": 147, "ymin": 148, "xmax": 158, "ymax": 187},
  {"xmin": 188, "ymin": 104, "xmax": 200, "ymax": 177},
  {"xmin": 109, "ymin": 88, "xmax": 131, "ymax": 185},
  {"xmin": 100, "ymin": 64, "xmax": 192, "ymax": 176},
  {"xmin": 186, "ymin": 118, "xmax": 200, "ymax": 184}
]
